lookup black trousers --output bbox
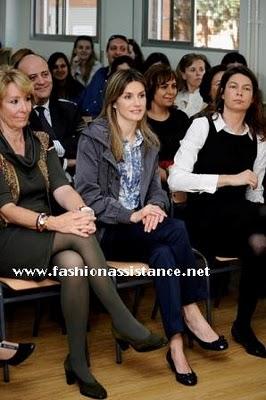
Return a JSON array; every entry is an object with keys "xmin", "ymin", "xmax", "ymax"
[
  {"xmin": 182, "ymin": 199, "xmax": 266, "ymax": 327},
  {"xmin": 100, "ymin": 217, "xmax": 207, "ymax": 339}
]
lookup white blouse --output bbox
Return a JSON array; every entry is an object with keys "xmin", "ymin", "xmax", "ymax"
[
  {"xmin": 175, "ymin": 89, "xmax": 205, "ymax": 117},
  {"xmin": 71, "ymin": 60, "xmax": 102, "ymax": 86},
  {"xmin": 168, "ymin": 113, "xmax": 266, "ymax": 203}
]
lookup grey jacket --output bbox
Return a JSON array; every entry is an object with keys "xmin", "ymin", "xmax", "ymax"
[{"xmin": 75, "ymin": 118, "xmax": 169, "ymax": 234}]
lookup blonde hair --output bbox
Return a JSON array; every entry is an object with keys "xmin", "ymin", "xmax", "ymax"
[
  {"xmin": 0, "ymin": 66, "xmax": 33, "ymax": 102},
  {"xmin": 100, "ymin": 69, "xmax": 159, "ymax": 161}
]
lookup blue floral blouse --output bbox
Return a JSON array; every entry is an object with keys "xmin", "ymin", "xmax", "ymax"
[{"xmin": 117, "ymin": 130, "xmax": 143, "ymax": 210}]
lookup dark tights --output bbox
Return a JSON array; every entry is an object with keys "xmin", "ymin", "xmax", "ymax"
[{"xmin": 51, "ymin": 233, "xmax": 149, "ymax": 383}]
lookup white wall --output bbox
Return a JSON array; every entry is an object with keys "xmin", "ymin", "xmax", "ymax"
[{"xmin": 1, "ymin": 0, "xmax": 266, "ymax": 98}]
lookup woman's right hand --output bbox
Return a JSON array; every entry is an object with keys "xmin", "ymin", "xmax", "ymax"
[
  {"xmin": 47, "ymin": 210, "xmax": 96, "ymax": 237},
  {"xmin": 130, "ymin": 205, "xmax": 167, "ymax": 231},
  {"xmin": 218, "ymin": 169, "xmax": 258, "ymax": 189}
]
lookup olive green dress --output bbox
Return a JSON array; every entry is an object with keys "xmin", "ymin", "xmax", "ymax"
[{"xmin": 0, "ymin": 128, "xmax": 69, "ymax": 279}]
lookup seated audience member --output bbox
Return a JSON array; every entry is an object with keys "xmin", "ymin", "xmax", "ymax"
[
  {"xmin": 75, "ymin": 69, "xmax": 228, "ymax": 389},
  {"xmin": 144, "ymin": 64, "xmax": 190, "ymax": 186},
  {"xmin": 70, "ymin": 35, "xmax": 102, "ymax": 87},
  {"xmin": 10, "ymin": 48, "xmax": 34, "ymax": 68},
  {"xmin": 176, "ymin": 53, "xmax": 211, "ymax": 117},
  {"xmin": 0, "ymin": 67, "xmax": 166, "ymax": 399},
  {"xmin": 48, "ymin": 52, "xmax": 84, "ymax": 104},
  {"xmin": 0, "ymin": 341, "xmax": 35, "ymax": 365},
  {"xmin": 17, "ymin": 54, "xmax": 84, "ymax": 180},
  {"xmin": 199, "ymin": 64, "xmax": 227, "ymax": 112},
  {"xmin": 221, "ymin": 51, "xmax": 248, "ymax": 68},
  {"xmin": 80, "ymin": 34, "xmax": 129, "ymax": 119},
  {"xmin": 143, "ymin": 52, "xmax": 170, "ymax": 73},
  {"xmin": 168, "ymin": 66, "xmax": 266, "ymax": 358},
  {"xmin": 128, "ymin": 39, "xmax": 145, "ymax": 72}
]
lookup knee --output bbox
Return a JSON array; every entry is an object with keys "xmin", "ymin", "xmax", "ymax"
[{"xmin": 165, "ymin": 218, "xmax": 189, "ymax": 241}]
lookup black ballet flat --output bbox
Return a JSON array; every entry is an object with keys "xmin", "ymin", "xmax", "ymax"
[
  {"xmin": 112, "ymin": 326, "xmax": 168, "ymax": 352},
  {"xmin": 231, "ymin": 322, "xmax": 266, "ymax": 358},
  {"xmin": 0, "ymin": 342, "xmax": 35, "ymax": 366},
  {"xmin": 166, "ymin": 349, "xmax": 197, "ymax": 386},
  {"xmin": 64, "ymin": 355, "xmax": 107, "ymax": 399},
  {"xmin": 186, "ymin": 326, "xmax": 228, "ymax": 351}
]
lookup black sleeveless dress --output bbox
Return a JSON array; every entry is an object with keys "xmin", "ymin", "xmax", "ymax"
[{"xmin": 185, "ymin": 117, "xmax": 262, "ymax": 257}]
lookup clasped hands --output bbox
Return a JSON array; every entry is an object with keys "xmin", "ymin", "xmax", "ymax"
[
  {"xmin": 54, "ymin": 210, "xmax": 96, "ymax": 237},
  {"xmin": 130, "ymin": 204, "xmax": 167, "ymax": 233}
]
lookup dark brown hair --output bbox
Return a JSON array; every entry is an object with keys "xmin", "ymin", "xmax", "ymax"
[
  {"xmin": 144, "ymin": 64, "xmax": 178, "ymax": 109},
  {"xmin": 210, "ymin": 65, "xmax": 266, "ymax": 139}
]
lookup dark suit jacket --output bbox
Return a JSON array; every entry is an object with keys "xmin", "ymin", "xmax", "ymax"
[{"xmin": 29, "ymin": 98, "xmax": 84, "ymax": 160}]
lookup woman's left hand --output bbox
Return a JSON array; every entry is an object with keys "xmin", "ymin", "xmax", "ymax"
[{"xmin": 142, "ymin": 213, "xmax": 162, "ymax": 232}]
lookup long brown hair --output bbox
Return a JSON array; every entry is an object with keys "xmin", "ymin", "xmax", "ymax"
[
  {"xmin": 100, "ymin": 69, "xmax": 159, "ymax": 161},
  {"xmin": 207, "ymin": 66, "xmax": 266, "ymax": 139},
  {"xmin": 70, "ymin": 36, "xmax": 98, "ymax": 85}
]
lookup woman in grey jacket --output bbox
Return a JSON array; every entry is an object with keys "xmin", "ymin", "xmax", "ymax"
[{"xmin": 76, "ymin": 69, "xmax": 228, "ymax": 388}]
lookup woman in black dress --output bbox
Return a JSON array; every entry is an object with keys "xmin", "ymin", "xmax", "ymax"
[
  {"xmin": 0, "ymin": 67, "xmax": 166, "ymax": 399},
  {"xmin": 145, "ymin": 64, "xmax": 190, "ymax": 186},
  {"xmin": 169, "ymin": 66, "xmax": 266, "ymax": 358}
]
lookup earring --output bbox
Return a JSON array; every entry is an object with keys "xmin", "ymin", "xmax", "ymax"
[{"xmin": 113, "ymin": 105, "xmax": 117, "ymax": 109}]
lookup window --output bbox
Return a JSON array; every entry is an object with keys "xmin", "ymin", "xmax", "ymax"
[
  {"xmin": 32, "ymin": 0, "xmax": 100, "ymax": 39},
  {"xmin": 145, "ymin": 0, "xmax": 240, "ymax": 50}
]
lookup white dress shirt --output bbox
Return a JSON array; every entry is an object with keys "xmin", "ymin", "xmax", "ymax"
[
  {"xmin": 34, "ymin": 101, "xmax": 68, "ymax": 170},
  {"xmin": 168, "ymin": 113, "xmax": 266, "ymax": 203}
]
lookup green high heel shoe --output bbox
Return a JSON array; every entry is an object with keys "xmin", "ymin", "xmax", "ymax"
[
  {"xmin": 112, "ymin": 326, "xmax": 168, "ymax": 352},
  {"xmin": 64, "ymin": 355, "xmax": 107, "ymax": 399}
]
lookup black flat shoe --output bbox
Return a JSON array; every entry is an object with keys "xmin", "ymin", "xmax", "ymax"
[
  {"xmin": 231, "ymin": 322, "xmax": 266, "ymax": 358},
  {"xmin": 112, "ymin": 326, "xmax": 168, "ymax": 352},
  {"xmin": 166, "ymin": 349, "xmax": 197, "ymax": 386},
  {"xmin": 64, "ymin": 356, "xmax": 107, "ymax": 399},
  {"xmin": 0, "ymin": 342, "xmax": 35, "ymax": 366},
  {"xmin": 186, "ymin": 326, "xmax": 228, "ymax": 351}
]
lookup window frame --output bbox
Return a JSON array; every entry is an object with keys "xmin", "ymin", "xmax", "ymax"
[
  {"xmin": 31, "ymin": 0, "xmax": 101, "ymax": 42},
  {"xmin": 142, "ymin": 0, "xmax": 239, "ymax": 53}
]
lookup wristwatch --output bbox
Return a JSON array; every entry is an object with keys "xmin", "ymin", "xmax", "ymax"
[{"xmin": 37, "ymin": 213, "xmax": 49, "ymax": 232}]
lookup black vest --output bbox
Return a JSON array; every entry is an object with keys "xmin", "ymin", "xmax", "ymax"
[{"xmin": 190, "ymin": 117, "xmax": 257, "ymax": 203}]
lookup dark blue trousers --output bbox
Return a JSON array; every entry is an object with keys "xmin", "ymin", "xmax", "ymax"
[{"xmin": 101, "ymin": 218, "xmax": 207, "ymax": 339}]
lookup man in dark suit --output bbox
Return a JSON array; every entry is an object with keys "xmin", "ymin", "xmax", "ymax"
[{"xmin": 17, "ymin": 54, "xmax": 84, "ymax": 179}]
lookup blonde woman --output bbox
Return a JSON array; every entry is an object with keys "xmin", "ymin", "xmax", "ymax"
[{"xmin": 0, "ymin": 67, "xmax": 167, "ymax": 399}]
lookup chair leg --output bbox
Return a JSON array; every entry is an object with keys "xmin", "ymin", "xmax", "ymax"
[
  {"xmin": 3, "ymin": 363, "xmax": 9, "ymax": 382},
  {"xmin": 205, "ymin": 274, "xmax": 212, "ymax": 325},
  {"xmin": 115, "ymin": 341, "xmax": 122, "ymax": 364},
  {"xmin": 32, "ymin": 300, "xmax": 42, "ymax": 337},
  {"xmin": 0, "ymin": 285, "xmax": 5, "ymax": 342},
  {"xmin": 132, "ymin": 286, "xmax": 142, "ymax": 317},
  {"xmin": 0, "ymin": 284, "xmax": 9, "ymax": 382},
  {"xmin": 151, "ymin": 298, "xmax": 159, "ymax": 320}
]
